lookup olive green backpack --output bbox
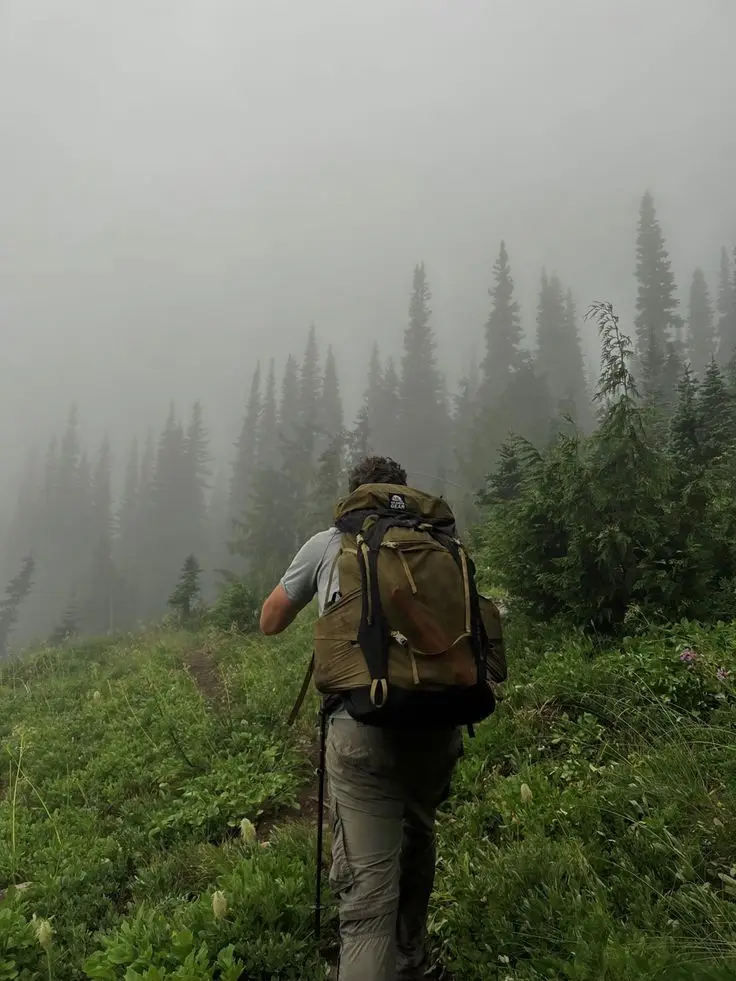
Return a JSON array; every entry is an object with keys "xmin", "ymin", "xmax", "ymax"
[{"xmin": 312, "ymin": 482, "xmax": 506, "ymax": 728}]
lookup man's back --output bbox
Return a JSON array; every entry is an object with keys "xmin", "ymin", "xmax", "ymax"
[{"xmin": 259, "ymin": 456, "xmax": 467, "ymax": 981}]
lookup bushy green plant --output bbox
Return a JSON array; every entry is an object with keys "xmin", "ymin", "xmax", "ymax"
[
  {"xmin": 480, "ymin": 302, "xmax": 736, "ymax": 633},
  {"xmin": 205, "ymin": 581, "xmax": 259, "ymax": 635}
]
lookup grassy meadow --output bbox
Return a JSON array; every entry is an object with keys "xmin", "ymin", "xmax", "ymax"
[{"xmin": 2, "ymin": 609, "xmax": 736, "ymax": 980}]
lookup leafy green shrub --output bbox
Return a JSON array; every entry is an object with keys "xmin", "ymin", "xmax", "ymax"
[
  {"xmin": 480, "ymin": 303, "xmax": 736, "ymax": 634},
  {"xmin": 205, "ymin": 581, "xmax": 259, "ymax": 635},
  {"xmin": 0, "ymin": 904, "xmax": 46, "ymax": 980}
]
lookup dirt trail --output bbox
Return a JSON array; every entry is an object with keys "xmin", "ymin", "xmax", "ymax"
[
  {"xmin": 183, "ymin": 646, "xmax": 328, "ymax": 840},
  {"xmin": 184, "ymin": 647, "xmax": 225, "ymax": 707}
]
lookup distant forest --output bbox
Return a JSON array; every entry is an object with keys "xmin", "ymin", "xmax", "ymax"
[{"xmin": 2, "ymin": 191, "xmax": 736, "ymax": 650}]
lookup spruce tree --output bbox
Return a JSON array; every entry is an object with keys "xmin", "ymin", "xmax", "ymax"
[
  {"xmin": 697, "ymin": 358, "xmax": 736, "ymax": 464},
  {"xmin": 373, "ymin": 356, "xmax": 401, "ymax": 459},
  {"xmin": 668, "ymin": 365, "xmax": 700, "ymax": 479},
  {"xmin": 716, "ymin": 246, "xmax": 736, "ymax": 363},
  {"xmin": 0, "ymin": 556, "xmax": 35, "ymax": 657},
  {"xmin": 115, "ymin": 438, "xmax": 143, "ymax": 628},
  {"xmin": 480, "ymin": 240, "xmax": 524, "ymax": 401},
  {"xmin": 345, "ymin": 405, "xmax": 373, "ymax": 477},
  {"xmin": 535, "ymin": 273, "xmax": 587, "ymax": 420},
  {"xmin": 230, "ymin": 363, "xmax": 262, "ymax": 525},
  {"xmin": 687, "ymin": 268, "xmax": 715, "ymax": 376},
  {"xmin": 84, "ymin": 437, "xmax": 115, "ymax": 633},
  {"xmin": 258, "ymin": 359, "xmax": 279, "ymax": 469},
  {"xmin": 398, "ymin": 263, "xmax": 447, "ymax": 479},
  {"xmin": 147, "ymin": 404, "xmax": 187, "ymax": 617},
  {"xmin": 364, "ymin": 343, "xmax": 383, "ymax": 436},
  {"xmin": 49, "ymin": 593, "xmax": 80, "ymax": 646},
  {"xmin": 317, "ymin": 346, "xmax": 344, "ymax": 449},
  {"xmin": 279, "ymin": 354, "xmax": 300, "ymax": 444},
  {"xmin": 299, "ymin": 324, "xmax": 321, "ymax": 433},
  {"xmin": 309, "ymin": 433, "xmax": 345, "ymax": 531},
  {"xmin": 168, "ymin": 554, "xmax": 202, "ymax": 624},
  {"xmin": 634, "ymin": 191, "xmax": 682, "ymax": 398}
]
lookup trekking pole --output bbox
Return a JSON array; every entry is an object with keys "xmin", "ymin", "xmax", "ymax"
[{"xmin": 315, "ymin": 704, "xmax": 328, "ymax": 944}]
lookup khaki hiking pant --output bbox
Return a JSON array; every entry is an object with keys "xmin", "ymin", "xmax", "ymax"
[{"xmin": 325, "ymin": 714, "xmax": 463, "ymax": 981}]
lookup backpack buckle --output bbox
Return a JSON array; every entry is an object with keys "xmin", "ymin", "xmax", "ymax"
[{"xmin": 370, "ymin": 678, "xmax": 388, "ymax": 707}]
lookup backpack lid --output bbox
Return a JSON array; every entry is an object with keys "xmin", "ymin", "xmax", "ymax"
[{"xmin": 334, "ymin": 482, "xmax": 456, "ymax": 525}]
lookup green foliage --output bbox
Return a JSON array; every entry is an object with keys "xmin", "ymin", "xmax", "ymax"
[
  {"xmin": 0, "ymin": 557, "xmax": 35, "ymax": 658},
  {"xmin": 205, "ymin": 581, "xmax": 259, "ymax": 635},
  {"xmin": 3, "ymin": 613, "xmax": 736, "ymax": 978},
  {"xmin": 167, "ymin": 556, "xmax": 202, "ymax": 626},
  {"xmin": 481, "ymin": 302, "xmax": 736, "ymax": 633}
]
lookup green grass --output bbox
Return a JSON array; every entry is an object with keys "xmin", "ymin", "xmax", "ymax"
[{"xmin": 1, "ymin": 613, "xmax": 736, "ymax": 979}]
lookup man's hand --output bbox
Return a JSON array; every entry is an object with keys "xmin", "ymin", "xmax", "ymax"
[{"xmin": 259, "ymin": 583, "xmax": 300, "ymax": 635}]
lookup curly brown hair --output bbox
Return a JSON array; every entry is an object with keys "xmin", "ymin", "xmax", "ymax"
[{"xmin": 347, "ymin": 456, "xmax": 408, "ymax": 493}]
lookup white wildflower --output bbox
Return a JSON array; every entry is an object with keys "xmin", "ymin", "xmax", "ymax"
[
  {"xmin": 240, "ymin": 817, "xmax": 257, "ymax": 845},
  {"xmin": 212, "ymin": 890, "xmax": 228, "ymax": 920},
  {"xmin": 520, "ymin": 783, "xmax": 533, "ymax": 804},
  {"xmin": 33, "ymin": 914, "xmax": 53, "ymax": 950}
]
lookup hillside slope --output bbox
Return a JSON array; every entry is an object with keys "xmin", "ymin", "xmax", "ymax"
[{"xmin": 2, "ymin": 615, "xmax": 736, "ymax": 980}]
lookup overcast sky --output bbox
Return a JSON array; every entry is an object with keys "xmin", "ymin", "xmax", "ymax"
[{"xmin": 1, "ymin": 0, "xmax": 735, "ymax": 482}]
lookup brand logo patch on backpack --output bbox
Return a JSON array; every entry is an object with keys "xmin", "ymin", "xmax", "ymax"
[{"xmin": 389, "ymin": 494, "xmax": 406, "ymax": 511}]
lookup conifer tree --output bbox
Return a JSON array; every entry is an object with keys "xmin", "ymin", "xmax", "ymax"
[
  {"xmin": 146, "ymin": 404, "xmax": 187, "ymax": 617},
  {"xmin": 687, "ymin": 268, "xmax": 715, "ymax": 375},
  {"xmin": 398, "ymin": 263, "xmax": 447, "ymax": 479},
  {"xmin": 279, "ymin": 354, "xmax": 300, "ymax": 444},
  {"xmin": 668, "ymin": 365, "xmax": 700, "ymax": 479},
  {"xmin": 345, "ymin": 405, "xmax": 373, "ymax": 477},
  {"xmin": 634, "ymin": 191, "xmax": 682, "ymax": 397},
  {"xmin": 373, "ymin": 357, "xmax": 401, "ymax": 459},
  {"xmin": 230, "ymin": 364, "xmax": 262, "ymax": 525},
  {"xmin": 84, "ymin": 437, "xmax": 115, "ymax": 633},
  {"xmin": 535, "ymin": 273, "xmax": 587, "ymax": 420},
  {"xmin": 115, "ymin": 437, "xmax": 143, "ymax": 628},
  {"xmin": 716, "ymin": 246, "xmax": 736, "ymax": 363},
  {"xmin": 168, "ymin": 555, "xmax": 202, "ymax": 624},
  {"xmin": 309, "ymin": 433, "xmax": 345, "ymax": 531},
  {"xmin": 364, "ymin": 343, "xmax": 383, "ymax": 436},
  {"xmin": 317, "ymin": 346, "xmax": 344, "ymax": 449},
  {"xmin": 697, "ymin": 358, "xmax": 736, "ymax": 464},
  {"xmin": 480, "ymin": 240, "xmax": 524, "ymax": 401},
  {"xmin": 0, "ymin": 556, "xmax": 35, "ymax": 657},
  {"xmin": 49, "ymin": 593, "xmax": 80, "ymax": 646},
  {"xmin": 299, "ymin": 324, "xmax": 321, "ymax": 432},
  {"xmin": 258, "ymin": 359, "xmax": 279, "ymax": 469}
]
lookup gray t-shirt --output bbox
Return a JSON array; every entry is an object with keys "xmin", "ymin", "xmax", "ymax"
[
  {"xmin": 280, "ymin": 527, "xmax": 348, "ymax": 717},
  {"xmin": 280, "ymin": 527, "xmax": 341, "ymax": 615}
]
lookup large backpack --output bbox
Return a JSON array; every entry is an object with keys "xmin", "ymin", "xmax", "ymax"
[{"xmin": 313, "ymin": 482, "xmax": 506, "ymax": 728}]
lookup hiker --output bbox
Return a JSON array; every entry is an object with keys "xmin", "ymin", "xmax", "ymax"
[{"xmin": 260, "ymin": 455, "xmax": 505, "ymax": 981}]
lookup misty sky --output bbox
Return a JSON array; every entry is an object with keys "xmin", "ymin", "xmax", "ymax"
[{"xmin": 2, "ymin": 0, "xmax": 735, "ymax": 483}]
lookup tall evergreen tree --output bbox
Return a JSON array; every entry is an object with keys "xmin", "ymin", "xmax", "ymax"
[
  {"xmin": 0, "ymin": 557, "xmax": 35, "ymax": 657},
  {"xmin": 398, "ymin": 263, "xmax": 447, "ymax": 479},
  {"xmin": 687, "ymin": 268, "xmax": 716, "ymax": 375},
  {"xmin": 364, "ymin": 342, "xmax": 383, "ymax": 436},
  {"xmin": 535, "ymin": 273, "xmax": 587, "ymax": 423},
  {"xmin": 480, "ymin": 240, "xmax": 524, "ymax": 402},
  {"xmin": 182, "ymin": 401, "xmax": 210, "ymax": 560},
  {"xmin": 697, "ymin": 358, "xmax": 736, "ymax": 464},
  {"xmin": 279, "ymin": 354, "xmax": 300, "ymax": 444},
  {"xmin": 230, "ymin": 364, "xmax": 262, "ymax": 525},
  {"xmin": 145, "ymin": 404, "xmax": 187, "ymax": 617},
  {"xmin": 258, "ymin": 359, "xmax": 279, "ymax": 469},
  {"xmin": 345, "ymin": 405, "xmax": 373, "ymax": 478},
  {"xmin": 84, "ymin": 438, "xmax": 116, "ymax": 633},
  {"xmin": 317, "ymin": 346, "xmax": 344, "ymax": 450},
  {"xmin": 634, "ymin": 191, "xmax": 682, "ymax": 397},
  {"xmin": 716, "ymin": 246, "xmax": 736, "ymax": 364},
  {"xmin": 299, "ymin": 324, "xmax": 321, "ymax": 432}
]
